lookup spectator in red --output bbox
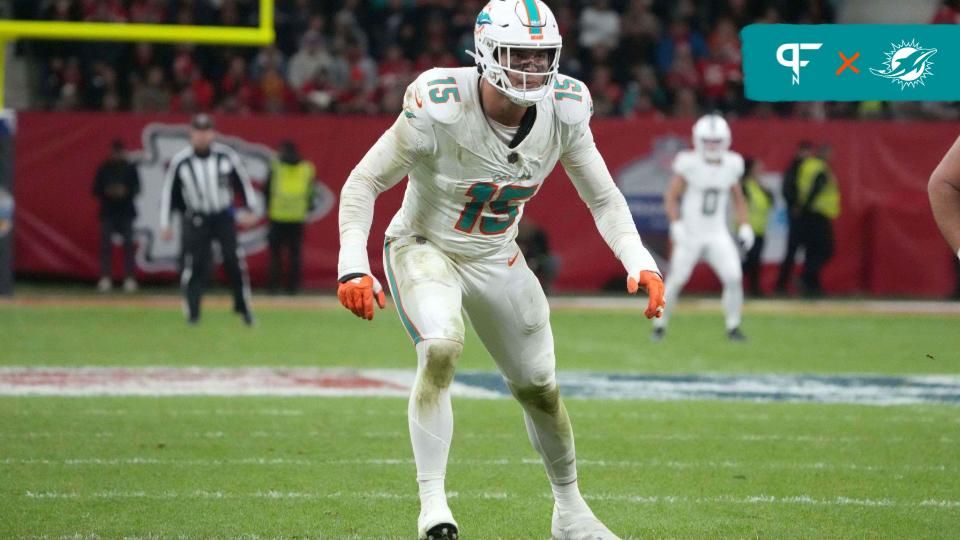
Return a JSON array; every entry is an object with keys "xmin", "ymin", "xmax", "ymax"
[
  {"xmin": 219, "ymin": 55, "xmax": 257, "ymax": 113},
  {"xmin": 589, "ymin": 65, "xmax": 623, "ymax": 117},
  {"xmin": 335, "ymin": 42, "xmax": 379, "ymax": 114},
  {"xmin": 129, "ymin": 0, "xmax": 166, "ymax": 23},
  {"xmin": 172, "ymin": 68, "xmax": 215, "ymax": 113},
  {"xmin": 300, "ymin": 65, "xmax": 338, "ymax": 113},
  {"xmin": 931, "ymin": 0, "xmax": 960, "ymax": 23},
  {"xmin": 378, "ymin": 44, "xmax": 413, "ymax": 91},
  {"xmin": 414, "ymin": 34, "xmax": 459, "ymax": 73},
  {"xmin": 172, "ymin": 45, "xmax": 196, "ymax": 86},
  {"xmin": 129, "ymin": 43, "xmax": 160, "ymax": 87},
  {"xmin": 82, "ymin": 0, "xmax": 127, "ymax": 22},
  {"xmin": 699, "ymin": 19, "xmax": 742, "ymax": 110},
  {"xmin": 665, "ymin": 44, "xmax": 702, "ymax": 93}
]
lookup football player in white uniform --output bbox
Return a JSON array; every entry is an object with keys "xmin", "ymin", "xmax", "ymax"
[
  {"xmin": 652, "ymin": 114, "xmax": 754, "ymax": 342},
  {"xmin": 336, "ymin": 1, "xmax": 665, "ymax": 538}
]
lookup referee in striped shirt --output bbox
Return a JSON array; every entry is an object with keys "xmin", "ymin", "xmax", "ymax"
[{"xmin": 159, "ymin": 114, "xmax": 257, "ymax": 325}]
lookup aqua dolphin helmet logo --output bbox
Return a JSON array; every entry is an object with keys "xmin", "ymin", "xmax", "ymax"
[{"xmin": 870, "ymin": 39, "xmax": 937, "ymax": 89}]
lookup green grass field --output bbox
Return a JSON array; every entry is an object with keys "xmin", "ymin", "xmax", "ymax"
[{"xmin": 2, "ymin": 297, "xmax": 959, "ymax": 539}]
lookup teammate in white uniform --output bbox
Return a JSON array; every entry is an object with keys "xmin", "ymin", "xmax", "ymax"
[
  {"xmin": 336, "ymin": 1, "xmax": 665, "ymax": 538},
  {"xmin": 652, "ymin": 114, "xmax": 754, "ymax": 342}
]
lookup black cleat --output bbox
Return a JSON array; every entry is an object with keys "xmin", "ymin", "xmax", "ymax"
[
  {"xmin": 651, "ymin": 327, "xmax": 665, "ymax": 342},
  {"xmin": 240, "ymin": 310, "xmax": 255, "ymax": 327},
  {"xmin": 727, "ymin": 327, "xmax": 747, "ymax": 341},
  {"xmin": 425, "ymin": 523, "xmax": 458, "ymax": 540}
]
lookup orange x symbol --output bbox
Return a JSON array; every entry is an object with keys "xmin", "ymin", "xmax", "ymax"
[{"xmin": 836, "ymin": 51, "xmax": 860, "ymax": 75}]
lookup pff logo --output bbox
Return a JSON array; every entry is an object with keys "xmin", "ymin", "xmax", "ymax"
[
  {"xmin": 776, "ymin": 42, "xmax": 823, "ymax": 85},
  {"xmin": 870, "ymin": 39, "xmax": 937, "ymax": 89}
]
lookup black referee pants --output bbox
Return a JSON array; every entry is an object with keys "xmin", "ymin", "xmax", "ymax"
[
  {"xmin": 181, "ymin": 211, "xmax": 251, "ymax": 321},
  {"xmin": 268, "ymin": 221, "xmax": 304, "ymax": 294}
]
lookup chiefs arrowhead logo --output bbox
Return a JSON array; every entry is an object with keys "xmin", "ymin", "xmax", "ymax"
[{"xmin": 129, "ymin": 123, "xmax": 336, "ymax": 272}]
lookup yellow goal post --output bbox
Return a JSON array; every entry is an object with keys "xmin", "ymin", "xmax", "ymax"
[{"xmin": 0, "ymin": 0, "xmax": 276, "ymax": 107}]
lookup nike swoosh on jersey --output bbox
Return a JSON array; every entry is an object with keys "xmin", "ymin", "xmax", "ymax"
[
  {"xmin": 507, "ymin": 251, "xmax": 521, "ymax": 267},
  {"xmin": 414, "ymin": 90, "xmax": 423, "ymax": 108}
]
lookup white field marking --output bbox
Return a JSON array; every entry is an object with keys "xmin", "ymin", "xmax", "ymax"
[
  {"xmin": 27, "ymin": 408, "xmax": 309, "ymax": 417},
  {"xmin": 4, "ymin": 457, "xmax": 953, "ymax": 473},
  {"xmin": 10, "ymin": 293, "xmax": 960, "ymax": 316},
  {"xmin": 4, "ymin": 367, "xmax": 960, "ymax": 405},
  {"xmin": 574, "ymin": 411, "xmax": 956, "ymax": 425},
  {"xmin": 546, "ymin": 296, "xmax": 960, "ymax": 316},
  {"xmin": 8, "ymin": 430, "xmax": 944, "ymax": 446},
  {"xmin": 21, "ymin": 490, "xmax": 960, "ymax": 509},
  {"xmin": 0, "ymin": 367, "xmax": 495, "ymax": 400}
]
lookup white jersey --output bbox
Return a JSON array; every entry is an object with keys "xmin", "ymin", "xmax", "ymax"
[
  {"xmin": 338, "ymin": 66, "xmax": 659, "ymax": 280},
  {"xmin": 672, "ymin": 150, "xmax": 745, "ymax": 236},
  {"xmin": 385, "ymin": 67, "xmax": 592, "ymax": 258}
]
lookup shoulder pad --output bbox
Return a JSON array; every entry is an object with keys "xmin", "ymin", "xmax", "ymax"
[
  {"xmin": 726, "ymin": 151, "xmax": 745, "ymax": 173},
  {"xmin": 402, "ymin": 68, "xmax": 466, "ymax": 126},
  {"xmin": 552, "ymin": 74, "xmax": 593, "ymax": 126},
  {"xmin": 672, "ymin": 150, "xmax": 698, "ymax": 176}
]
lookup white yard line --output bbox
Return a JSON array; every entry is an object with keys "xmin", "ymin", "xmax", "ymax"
[
  {"xmin": 6, "ymin": 294, "xmax": 960, "ymax": 316},
  {"xmin": 20, "ymin": 489, "xmax": 960, "ymax": 508},
  {"xmin": 3, "ymin": 457, "xmax": 953, "ymax": 473},
  {"xmin": 2, "ymin": 430, "xmax": 952, "ymax": 445}
]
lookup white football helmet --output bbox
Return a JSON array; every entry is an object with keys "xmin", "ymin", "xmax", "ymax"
[
  {"xmin": 692, "ymin": 113, "xmax": 731, "ymax": 161},
  {"xmin": 468, "ymin": 0, "xmax": 562, "ymax": 107}
]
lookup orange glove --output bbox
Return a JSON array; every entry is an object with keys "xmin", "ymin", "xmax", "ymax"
[
  {"xmin": 337, "ymin": 275, "xmax": 387, "ymax": 320},
  {"xmin": 627, "ymin": 270, "xmax": 666, "ymax": 319}
]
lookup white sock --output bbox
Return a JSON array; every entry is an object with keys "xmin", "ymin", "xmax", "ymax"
[
  {"xmin": 722, "ymin": 279, "xmax": 744, "ymax": 330},
  {"xmin": 408, "ymin": 340, "xmax": 458, "ymax": 509},
  {"xmin": 418, "ymin": 477, "xmax": 447, "ymax": 510},
  {"xmin": 551, "ymin": 478, "xmax": 591, "ymax": 515}
]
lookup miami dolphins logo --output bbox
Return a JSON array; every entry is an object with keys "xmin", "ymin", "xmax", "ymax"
[{"xmin": 869, "ymin": 39, "xmax": 937, "ymax": 89}]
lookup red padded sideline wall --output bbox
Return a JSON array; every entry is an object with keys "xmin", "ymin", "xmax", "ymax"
[{"xmin": 13, "ymin": 112, "xmax": 959, "ymax": 296}]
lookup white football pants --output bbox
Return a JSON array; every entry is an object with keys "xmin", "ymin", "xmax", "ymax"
[
  {"xmin": 383, "ymin": 235, "xmax": 578, "ymax": 493},
  {"xmin": 654, "ymin": 232, "xmax": 744, "ymax": 331}
]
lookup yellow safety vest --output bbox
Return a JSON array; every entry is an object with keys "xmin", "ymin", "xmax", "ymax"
[
  {"xmin": 268, "ymin": 161, "xmax": 315, "ymax": 223},
  {"xmin": 743, "ymin": 177, "xmax": 772, "ymax": 234},
  {"xmin": 796, "ymin": 157, "xmax": 841, "ymax": 220}
]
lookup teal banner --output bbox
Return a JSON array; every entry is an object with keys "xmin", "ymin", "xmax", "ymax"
[{"xmin": 742, "ymin": 24, "xmax": 960, "ymax": 101}]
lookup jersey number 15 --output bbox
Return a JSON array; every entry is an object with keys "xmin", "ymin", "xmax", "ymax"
[{"xmin": 455, "ymin": 182, "xmax": 537, "ymax": 235}]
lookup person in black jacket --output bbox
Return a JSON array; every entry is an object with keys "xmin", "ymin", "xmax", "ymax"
[
  {"xmin": 93, "ymin": 139, "xmax": 141, "ymax": 292},
  {"xmin": 775, "ymin": 140, "xmax": 813, "ymax": 294}
]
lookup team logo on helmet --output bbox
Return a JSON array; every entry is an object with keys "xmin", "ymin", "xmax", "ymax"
[{"xmin": 468, "ymin": 0, "xmax": 562, "ymax": 107}]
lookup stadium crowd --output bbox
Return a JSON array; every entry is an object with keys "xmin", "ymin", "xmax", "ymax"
[{"xmin": 10, "ymin": 0, "xmax": 960, "ymax": 120}]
